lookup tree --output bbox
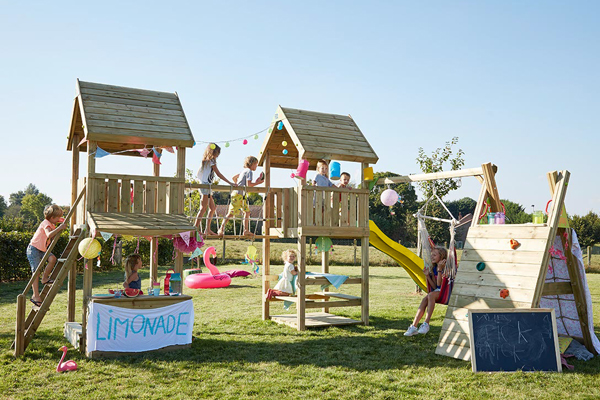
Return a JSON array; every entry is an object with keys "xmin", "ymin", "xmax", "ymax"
[
  {"xmin": 501, "ymin": 199, "xmax": 531, "ymax": 224},
  {"xmin": 570, "ymin": 212, "xmax": 600, "ymax": 248},
  {"xmin": 0, "ymin": 195, "xmax": 7, "ymax": 217},
  {"xmin": 369, "ymin": 172, "xmax": 419, "ymax": 244},
  {"xmin": 9, "ymin": 184, "xmax": 40, "ymax": 207},
  {"xmin": 415, "ymin": 137, "xmax": 465, "ymax": 199},
  {"xmin": 20, "ymin": 193, "xmax": 53, "ymax": 223},
  {"xmin": 447, "ymin": 197, "xmax": 477, "ymax": 220}
]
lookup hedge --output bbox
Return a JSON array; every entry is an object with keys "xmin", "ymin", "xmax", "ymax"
[{"xmin": 0, "ymin": 231, "xmax": 175, "ymax": 282}]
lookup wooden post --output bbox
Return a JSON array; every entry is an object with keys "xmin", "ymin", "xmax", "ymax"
[
  {"xmin": 322, "ymin": 248, "xmax": 330, "ymax": 314},
  {"xmin": 353, "ymin": 239, "xmax": 357, "ymax": 266},
  {"xmin": 588, "ymin": 246, "xmax": 592, "ymax": 269},
  {"xmin": 360, "ymin": 163, "xmax": 369, "ymax": 326},
  {"xmin": 68, "ymin": 133, "xmax": 80, "ymax": 322},
  {"xmin": 222, "ymin": 239, "xmax": 226, "ymax": 261},
  {"xmin": 14, "ymin": 294, "xmax": 25, "ymax": 357},
  {"xmin": 262, "ymin": 152, "xmax": 271, "ymax": 320},
  {"xmin": 81, "ymin": 258, "xmax": 93, "ymax": 353},
  {"xmin": 174, "ymin": 148, "xmax": 185, "ymax": 278},
  {"xmin": 308, "ymin": 238, "xmax": 312, "ymax": 263},
  {"xmin": 481, "ymin": 162, "xmax": 502, "ymax": 212},
  {"xmin": 297, "ymin": 236, "xmax": 306, "ymax": 331},
  {"xmin": 150, "ymin": 149, "xmax": 161, "ymax": 284}
]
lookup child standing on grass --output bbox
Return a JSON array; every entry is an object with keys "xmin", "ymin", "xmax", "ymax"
[
  {"xmin": 218, "ymin": 156, "xmax": 264, "ymax": 236},
  {"xmin": 404, "ymin": 246, "xmax": 448, "ymax": 336},
  {"xmin": 266, "ymin": 250, "xmax": 298, "ymax": 299},
  {"xmin": 194, "ymin": 144, "xmax": 234, "ymax": 236},
  {"xmin": 26, "ymin": 205, "xmax": 67, "ymax": 307},
  {"xmin": 123, "ymin": 254, "xmax": 142, "ymax": 289}
]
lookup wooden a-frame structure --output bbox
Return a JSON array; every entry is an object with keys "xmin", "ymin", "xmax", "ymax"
[{"xmin": 436, "ymin": 169, "xmax": 597, "ymax": 360}]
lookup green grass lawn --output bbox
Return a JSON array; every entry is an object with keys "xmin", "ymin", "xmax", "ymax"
[{"xmin": 2, "ymin": 260, "xmax": 600, "ymax": 399}]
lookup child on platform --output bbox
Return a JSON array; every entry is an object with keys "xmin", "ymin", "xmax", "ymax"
[
  {"xmin": 194, "ymin": 144, "xmax": 234, "ymax": 235},
  {"xmin": 218, "ymin": 156, "xmax": 264, "ymax": 236},
  {"xmin": 266, "ymin": 249, "xmax": 298, "ymax": 299},
  {"xmin": 314, "ymin": 159, "xmax": 334, "ymax": 187},
  {"xmin": 26, "ymin": 204, "xmax": 67, "ymax": 307},
  {"xmin": 337, "ymin": 172, "xmax": 351, "ymax": 189},
  {"xmin": 404, "ymin": 246, "xmax": 448, "ymax": 336},
  {"xmin": 123, "ymin": 254, "xmax": 143, "ymax": 289}
]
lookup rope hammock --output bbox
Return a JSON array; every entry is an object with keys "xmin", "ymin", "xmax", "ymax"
[{"xmin": 415, "ymin": 190, "xmax": 459, "ymax": 305}]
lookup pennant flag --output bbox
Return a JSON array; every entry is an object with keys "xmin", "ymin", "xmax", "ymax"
[
  {"xmin": 100, "ymin": 231, "xmax": 113, "ymax": 241},
  {"xmin": 78, "ymin": 137, "xmax": 87, "ymax": 147},
  {"xmin": 180, "ymin": 231, "xmax": 191, "ymax": 246},
  {"xmin": 190, "ymin": 247, "xmax": 203, "ymax": 259},
  {"xmin": 152, "ymin": 151, "xmax": 162, "ymax": 165},
  {"xmin": 162, "ymin": 146, "xmax": 175, "ymax": 153},
  {"xmin": 143, "ymin": 236, "xmax": 153, "ymax": 242},
  {"xmin": 138, "ymin": 148, "xmax": 150, "ymax": 158},
  {"xmin": 153, "ymin": 147, "xmax": 163, "ymax": 158},
  {"xmin": 91, "ymin": 227, "xmax": 97, "ymax": 239},
  {"xmin": 95, "ymin": 146, "xmax": 111, "ymax": 159}
]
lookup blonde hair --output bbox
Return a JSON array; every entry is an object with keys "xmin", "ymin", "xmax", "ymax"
[
  {"xmin": 202, "ymin": 144, "xmax": 221, "ymax": 168},
  {"xmin": 317, "ymin": 159, "xmax": 329, "ymax": 168},
  {"xmin": 432, "ymin": 246, "xmax": 448, "ymax": 263},
  {"xmin": 244, "ymin": 156, "xmax": 258, "ymax": 168},
  {"xmin": 281, "ymin": 249, "xmax": 296, "ymax": 262},
  {"xmin": 43, "ymin": 204, "xmax": 63, "ymax": 220},
  {"xmin": 124, "ymin": 254, "xmax": 142, "ymax": 278}
]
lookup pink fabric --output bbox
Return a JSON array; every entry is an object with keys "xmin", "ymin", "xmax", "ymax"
[
  {"xmin": 30, "ymin": 220, "xmax": 56, "ymax": 252},
  {"xmin": 224, "ymin": 269, "xmax": 251, "ymax": 278}
]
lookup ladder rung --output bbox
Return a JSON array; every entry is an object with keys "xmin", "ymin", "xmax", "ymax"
[
  {"xmin": 58, "ymin": 258, "xmax": 68, "ymax": 263},
  {"xmin": 69, "ymin": 235, "xmax": 79, "ymax": 239}
]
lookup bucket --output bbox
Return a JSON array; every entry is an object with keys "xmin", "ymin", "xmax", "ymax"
[
  {"xmin": 487, "ymin": 212, "xmax": 496, "ymax": 224},
  {"xmin": 533, "ymin": 211, "xmax": 544, "ymax": 224},
  {"xmin": 363, "ymin": 167, "xmax": 374, "ymax": 181},
  {"xmin": 329, "ymin": 161, "xmax": 341, "ymax": 181},
  {"xmin": 291, "ymin": 159, "xmax": 309, "ymax": 180}
]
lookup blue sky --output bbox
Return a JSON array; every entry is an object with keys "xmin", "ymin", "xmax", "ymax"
[{"xmin": 1, "ymin": 1, "xmax": 598, "ymax": 216}]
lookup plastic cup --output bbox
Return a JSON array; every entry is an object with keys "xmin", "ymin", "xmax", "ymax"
[{"xmin": 153, "ymin": 288, "xmax": 160, "ymax": 296}]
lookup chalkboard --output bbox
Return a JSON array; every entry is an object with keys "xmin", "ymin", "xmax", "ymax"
[{"xmin": 468, "ymin": 309, "xmax": 561, "ymax": 372}]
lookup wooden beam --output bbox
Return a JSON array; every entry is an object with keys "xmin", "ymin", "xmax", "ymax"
[
  {"xmin": 297, "ymin": 236, "xmax": 306, "ymax": 331},
  {"xmin": 262, "ymin": 152, "xmax": 271, "ymax": 321},
  {"xmin": 481, "ymin": 162, "xmax": 502, "ymax": 212},
  {"xmin": 375, "ymin": 165, "xmax": 495, "ymax": 185}
]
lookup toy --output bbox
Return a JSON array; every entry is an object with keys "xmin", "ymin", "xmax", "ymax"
[
  {"xmin": 245, "ymin": 245, "xmax": 260, "ymax": 274},
  {"xmin": 291, "ymin": 159, "xmax": 309, "ymax": 180},
  {"xmin": 380, "ymin": 189, "xmax": 398, "ymax": 206},
  {"xmin": 57, "ymin": 346, "xmax": 77, "ymax": 372},
  {"xmin": 78, "ymin": 238, "xmax": 101, "ymax": 259},
  {"xmin": 510, "ymin": 239, "xmax": 520, "ymax": 250},
  {"xmin": 184, "ymin": 246, "xmax": 232, "ymax": 289},
  {"xmin": 499, "ymin": 289, "xmax": 509, "ymax": 299}
]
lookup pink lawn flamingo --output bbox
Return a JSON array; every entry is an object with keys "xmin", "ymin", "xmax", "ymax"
[{"xmin": 57, "ymin": 346, "xmax": 77, "ymax": 372}]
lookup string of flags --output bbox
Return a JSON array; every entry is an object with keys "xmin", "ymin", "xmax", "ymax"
[{"xmin": 89, "ymin": 143, "xmax": 175, "ymax": 165}]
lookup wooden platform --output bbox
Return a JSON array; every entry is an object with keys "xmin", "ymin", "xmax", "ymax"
[
  {"xmin": 88, "ymin": 212, "xmax": 196, "ymax": 236},
  {"xmin": 271, "ymin": 312, "xmax": 362, "ymax": 329}
]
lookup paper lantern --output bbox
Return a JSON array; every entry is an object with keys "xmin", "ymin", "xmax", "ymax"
[
  {"xmin": 363, "ymin": 167, "xmax": 374, "ymax": 181},
  {"xmin": 282, "ymin": 149, "xmax": 288, "ymax": 155},
  {"xmin": 277, "ymin": 121, "xmax": 283, "ymax": 130},
  {"xmin": 315, "ymin": 237, "xmax": 333, "ymax": 252},
  {"xmin": 329, "ymin": 162, "xmax": 341, "ymax": 181},
  {"xmin": 282, "ymin": 141, "xmax": 287, "ymax": 147},
  {"xmin": 381, "ymin": 189, "xmax": 399, "ymax": 207},
  {"xmin": 254, "ymin": 134, "xmax": 259, "ymax": 140},
  {"xmin": 78, "ymin": 238, "xmax": 102, "ymax": 259},
  {"xmin": 225, "ymin": 142, "xmax": 230, "ymax": 148},
  {"xmin": 291, "ymin": 159, "xmax": 309, "ymax": 179},
  {"xmin": 243, "ymin": 139, "xmax": 248, "ymax": 145},
  {"xmin": 209, "ymin": 143, "xmax": 216, "ymax": 149}
]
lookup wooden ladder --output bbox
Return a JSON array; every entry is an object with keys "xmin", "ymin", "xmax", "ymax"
[{"xmin": 13, "ymin": 228, "xmax": 85, "ymax": 356}]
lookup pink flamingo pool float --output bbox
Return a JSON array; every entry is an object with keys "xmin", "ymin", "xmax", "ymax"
[
  {"xmin": 57, "ymin": 346, "xmax": 77, "ymax": 372},
  {"xmin": 185, "ymin": 246, "xmax": 232, "ymax": 289}
]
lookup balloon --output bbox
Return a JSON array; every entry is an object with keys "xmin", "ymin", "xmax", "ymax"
[
  {"xmin": 282, "ymin": 149, "xmax": 288, "ymax": 155},
  {"xmin": 277, "ymin": 121, "xmax": 283, "ymax": 130},
  {"xmin": 210, "ymin": 143, "xmax": 216, "ymax": 149},
  {"xmin": 225, "ymin": 142, "xmax": 230, "ymax": 148},
  {"xmin": 254, "ymin": 134, "xmax": 259, "ymax": 140},
  {"xmin": 381, "ymin": 189, "xmax": 399, "ymax": 207},
  {"xmin": 78, "ymin": 238, "xmax": 101, "ymax": 259},
  {"xmin": 243, "ymin": 139, "xmax": 248, "ymax": 145},
  {"xmin": 282, "ymin": 141, "xmax": 287, "ymax": 147}
]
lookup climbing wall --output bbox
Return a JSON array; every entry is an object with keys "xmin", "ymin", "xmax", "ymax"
[
  {"xmin": 435, "ymin": 170, "xmax": 571, "ymax": 361},
  {"xmin": 435, "ymin": 224, "xmax": 551, "ymax": 360}
]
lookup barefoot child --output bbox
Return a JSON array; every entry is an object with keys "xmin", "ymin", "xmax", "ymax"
[
  {"xmin": 26, "ymin": 205, "xmax": 67, "ymax": 307},
  {"xmin": 194, "ymin": 144, "xmax": 234, "ymax": 235},
  {"xmin": 218, "ymin": 156, "xmax": 264, "ymax": 236},
  {"xmin": 404, "ymin": 246, "xmax": 448, "ymax": 336}
]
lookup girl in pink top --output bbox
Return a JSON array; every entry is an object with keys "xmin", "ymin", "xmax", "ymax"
[{"xmin": 26, "ymin": 204, "xmax": 66, "ymax": 307}]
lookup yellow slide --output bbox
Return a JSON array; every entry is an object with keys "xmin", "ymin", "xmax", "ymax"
[{"xmin": 369, "ymin": 220, "xmax": 427, "ymax": 291}]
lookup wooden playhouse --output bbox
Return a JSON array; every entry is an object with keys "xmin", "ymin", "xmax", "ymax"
[{"xmin": 14, "ymin": 80, "xmax": 197, "ymax": 357}]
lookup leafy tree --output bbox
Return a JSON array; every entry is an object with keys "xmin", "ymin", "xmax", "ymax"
[
  {"xmin": 20, "ymin": 193, "xmax": 53, "ymax": 224},
  {"xmin": 369, "ymin": 172, "xmax": 419, "ymax": 244},
  {"xmin": 447, "ymin": 197, "xmax": 477, "ymax": 220},
  {"xmin": 570, "ymin": 212, "xmax": 600, "ymax": 248},
  {"xmin": 0, "ymin": 195, "xmax": 7, "ymax": 218},
  {"xmin": 415, "ymin": 137, "xmax": 465, "ymax": 199},
  {"xmin": 9, "ymin": 184, "xmax": 40, "ymax": 207},
  {"xmin": 501, "ymin": 199, "xmax": 531, "ymax": 224}
]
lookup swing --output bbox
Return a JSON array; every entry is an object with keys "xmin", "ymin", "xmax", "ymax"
[{"xmin": 415, "ymin": 190, "xmax": 459, "ymax": 305}]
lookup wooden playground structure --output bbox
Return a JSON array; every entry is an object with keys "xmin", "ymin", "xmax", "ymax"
[{"xmin": 14, "ymin": 80, "xmax": 197, "ymax": 357}]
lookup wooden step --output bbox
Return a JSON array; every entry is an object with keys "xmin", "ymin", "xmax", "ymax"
[{"xmin": 64, "ymin": 322, "xmax": 82, "ymax": 349}]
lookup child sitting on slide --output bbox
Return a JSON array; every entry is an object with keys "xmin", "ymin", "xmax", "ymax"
[
  {"xmin": 266, "ymin": 250, "xmax": 298, "ymax": 299},
  {"xmin": 218, "ymin": 156, "xmax": 264, "ymax": 236},
  {"xmin": 404, "ymin": 246, "xmax": 448, "ymax": 336}
]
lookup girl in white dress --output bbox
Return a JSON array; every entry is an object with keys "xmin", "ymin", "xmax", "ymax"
[{"xmin": 267, "ymin": 249, "xmax": 298, "ymax": 298}]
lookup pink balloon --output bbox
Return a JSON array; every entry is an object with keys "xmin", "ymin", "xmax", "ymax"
[
  {"xmin": 381, "ymin": 189, "xmax": 399, "ymax": 207},
  {"xmin": 243, "ymin": 139, "xmax": 248, "ymax": 145}
]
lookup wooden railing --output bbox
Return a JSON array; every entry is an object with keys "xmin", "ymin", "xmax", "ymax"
[{"xmin": 87, "ymin": 173, "xmax": 185, "ymax": 215}]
